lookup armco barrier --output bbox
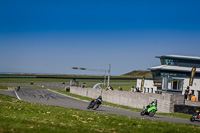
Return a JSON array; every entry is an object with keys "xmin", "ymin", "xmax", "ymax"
[{"xmin": 70, "ymin": 87, "xmax": 185, "ymax": 113}]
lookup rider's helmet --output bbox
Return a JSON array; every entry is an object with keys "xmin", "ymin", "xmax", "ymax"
[
  {"xmin": 196, "ymin": 110, "xmax": 199, "ymax": 113},
  {"xmin": 154, "ymin": 99, "xmax": 157, "ymax": 103},
  {"xmin": 98, "ymin": 95, "xmax": 102, "ymax": 100},
  {"xmin": 154, "ymin": 99, "xmax": 157, "ymax": 107}
]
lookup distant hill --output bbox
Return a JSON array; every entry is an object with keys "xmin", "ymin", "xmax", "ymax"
[{"xmin": 121, "ymin": 70, "xmax": 152, "ymax": 78}]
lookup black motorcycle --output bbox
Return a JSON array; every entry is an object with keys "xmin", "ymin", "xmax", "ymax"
[
  {"xmin": 87, "ymin": 99, "xmax": 102, "ymax": 110},
  {"xmin": 190, "ymin": 110, "xmax": 200, "ymax": 122}
]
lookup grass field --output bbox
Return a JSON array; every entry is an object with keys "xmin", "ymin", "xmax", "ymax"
[
  {"xmin": 109, "ymin": 84, "xmax": 134, "ymax": 91},
  {"xmin": 0, "ymin": 94, "xmax": 199, "ymax": 133},
  {"xmin": 0, "ymin": 78, "xmax": 136, "ymax": 91},
  {"xmin": 0, "ymin": 85, "xmax": 9, "ymax": 90},
  {"xmin": 85, "ymin": 84, "xmax": 135, "ymax": 91},
  {"xmin": 0, "ymin": 78, "xmax": 135, "ymax": 83},
  {"xmin": 0, "ymin": 78, "xmax": 71, "ymax": 83}
]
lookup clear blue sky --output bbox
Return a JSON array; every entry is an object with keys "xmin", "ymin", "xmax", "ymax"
[{"xmin": 1, "ymin": 0, "xmax": 200, "ymax": 75}]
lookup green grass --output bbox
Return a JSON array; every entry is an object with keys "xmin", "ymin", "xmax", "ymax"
[
  {"xmin": 0, "ymin": 78, "xmax": 136, "ymax": 91},
  {"xmin": 0, "ymin": 94, "xmax": 200, "ymax": 133},
  {"xmin": 157, "ymin": 112, "xmax": 191, "ymax": 119},
  {"xmin": 85, "ymin": 84, "xmax": 136, "ymax": 91},
  {"xmin": 81, "ymin": 82, "xmax": 136, "ymax": 91},
  {"xmin": 0, "ymin": 78, "xmax": 71, "ymax": 83},
  {"xmin": 109, "ymin": 84, "xmax": 135, "ymax": 91},
  {"xmin": 50, "ymin": 89, "xmax": 191, "ymax": 119},
  {"xmin": 0, "ymin": 85, "xmax": 11, "ymax": 90},
  {"xmin": 0, "ymin": 78, "xmax": 135, "ymax": 83}
]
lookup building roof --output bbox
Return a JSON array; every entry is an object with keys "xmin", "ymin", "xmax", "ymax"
[
  {"xmin": 155, "ymin": 55, "xmax": 200, "ymax": 61},
  {"xmin": 149, "ymin": 65, "xmax": 200, "ymax": 73}
]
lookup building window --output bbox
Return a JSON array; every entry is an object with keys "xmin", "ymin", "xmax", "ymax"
[
  {"xmin": 161, "ymin": 59, "xmax": 166, "ymax": 65},
  {"xmin": 161, "ymin": 58, "xmax": 179, "ymax": 66},
  {"xmin": 171, "ymin": 79, "xmax": 183, "ymax": 90}
]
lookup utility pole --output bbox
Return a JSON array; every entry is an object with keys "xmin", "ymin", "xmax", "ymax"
[
  {"xmin": 104, "ymin": 70, "xmax": 107, "ymax": 88},
  {"xmin": 107, "ymin": 64, "xmax": 111, "ymax": 87}
]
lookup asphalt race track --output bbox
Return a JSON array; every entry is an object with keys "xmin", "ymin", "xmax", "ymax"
[{"xmin": 1, "ymin": 88, "xmax": 200, "ymax": 126}]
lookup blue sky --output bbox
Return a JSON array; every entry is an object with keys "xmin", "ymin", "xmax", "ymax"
[{"xmin": 1, "ymin": 0, "xmax": 200, "ymax": 75}]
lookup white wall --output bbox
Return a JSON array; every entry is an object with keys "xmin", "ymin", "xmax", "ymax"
[{"xmin": 136, "ymin": 79, "xmax": 157, "ymax": 93}]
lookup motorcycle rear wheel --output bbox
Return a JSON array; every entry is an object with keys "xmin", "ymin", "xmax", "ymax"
[{"xmin": 93, "ymin": 104, "xmax": 99, "ymax": 110}]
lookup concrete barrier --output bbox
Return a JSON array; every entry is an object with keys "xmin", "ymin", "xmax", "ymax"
[
  {"xmin": 185, "ymin": 100, "xmax": 200, "ymax": 106},
  {"xmin": 70, "ymin": 87, "xmax": 185, "ymax": 113}
]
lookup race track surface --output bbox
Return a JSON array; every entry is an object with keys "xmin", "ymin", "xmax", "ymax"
[{"xmin": 1, "ymin": 88, "xmax": 200, "ymax": 126}]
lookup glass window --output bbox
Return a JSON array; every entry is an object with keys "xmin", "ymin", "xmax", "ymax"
[
  {"xmin": 171, "ymin": 79, "xmax": 183, "ymax": 90},
  {"xmin": 161, "ymin": 59, "xmax": 166, "ymax": 65}
]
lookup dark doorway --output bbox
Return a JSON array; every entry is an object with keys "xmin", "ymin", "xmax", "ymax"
[
  {"xmin": 173, "ymin": 80, "xmax": 177, "ymax": 89},
  {"xmin": 198, "ymin": 91, "xmax": 200, "ymax": 101}
]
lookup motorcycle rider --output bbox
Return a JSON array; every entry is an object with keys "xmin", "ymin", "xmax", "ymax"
[
  {"xmin": 190, "ymin": 110, "xmax": 200, "ymax": 122},
  {"xmin": 146, "ymin": 99, "xmax": 157, "ymax": 110},
  {"xmin": 88, "ymin": 96, "xmax": 102, "ymax": 108},
  {"xmin": 196, "ymin": 110, "xmax": 200, "ymax": 119}
]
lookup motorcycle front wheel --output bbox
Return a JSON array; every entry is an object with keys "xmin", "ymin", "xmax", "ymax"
[
  {"xmin": 149, "ymin": 110, "xmax": 156, "ymax": 117},
  {"xmin": 190, "ymin": 117, "xmax": 195, "ymax": 122},
  {"xmin": 140, "ymin": 110, "xmax": 145, "ymax": 116}
]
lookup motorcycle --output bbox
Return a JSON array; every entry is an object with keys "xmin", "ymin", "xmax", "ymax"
[
  {"xmin": 190, "ymin": 110, "xmax": 200, "ymax": 122},
  {"xmin": 87, "ymin": 99, "xmax": 102, "ymax": 110},
  {"xmin": 140, "ymin": 104, "xmax": 158, "ymax": 117}
]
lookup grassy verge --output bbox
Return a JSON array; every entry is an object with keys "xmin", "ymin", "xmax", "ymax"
[
  {"xmin": 0, "ymin": 78, "xmax": 135, "ymax": 83},
  {"xmin": 109, "ymin": 84, "xmax": 135, "ymax": 91},
  {"xmin": 81, "ymin": 83, "xmax": 136, "ymax": 91},
  {"xmin": 0, "ymin": 78, "xmax": 71, "ymax": 83},
  {"xmin": 0, "ymin": 94, "xmax": 199, "ymax": 133},
  {"xmin": 50, "ymin": 89, "xmax": 191, "ymax": 120},
  {"xmin": 0, "ymin": 78, "xmax": 136, "ymax": 91},
  {"xmin": 0, "ymin": 85, "xmax": 11, "ymax": 90}
]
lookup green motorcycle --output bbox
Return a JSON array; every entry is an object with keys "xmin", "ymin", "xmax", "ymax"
[{"xmin": 141, "ymin": 100, "xmax": 158, "ymax": 117}]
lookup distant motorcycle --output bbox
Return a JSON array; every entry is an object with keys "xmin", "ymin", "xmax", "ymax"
[
  {"xmin": 141, "ymin": 100, "xmax": 158, "ymax": 117},
  {"xmin": 190, "ymin": 110, "xmax": 200, "ymax": 122},
  {"xmin": 87, "ymin": 96, "xmax": 102, "ymax": 110}
]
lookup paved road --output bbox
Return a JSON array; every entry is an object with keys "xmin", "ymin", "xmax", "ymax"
[{"xmin": 1, "ymin": 88, "xmax": 200, "ymax": 126}]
